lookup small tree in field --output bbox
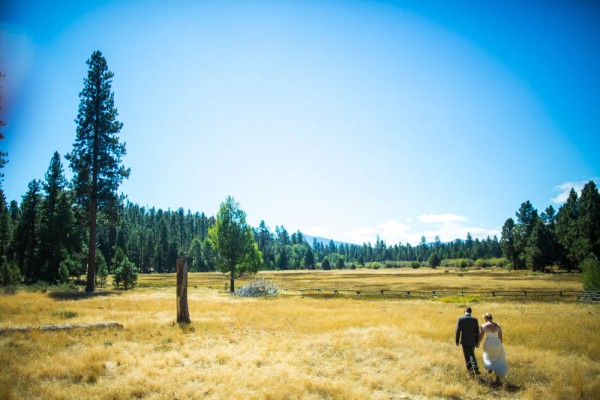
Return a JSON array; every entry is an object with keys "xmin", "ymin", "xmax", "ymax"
[
  {"xmin": 428, "ymin": 253, "xmax": 441, "ymax": 268},
  {"xmin": 113, "ymin": 248, "xmax": 137, "ymax": 290},
  {"xmin": 208, "ymin": 196, "xmax": 262, "ymax": 293}
]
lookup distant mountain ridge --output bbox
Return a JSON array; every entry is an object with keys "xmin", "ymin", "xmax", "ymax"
[{"xmin": 302, "ymin": 234, "xmax": 358, "ymax": 248}]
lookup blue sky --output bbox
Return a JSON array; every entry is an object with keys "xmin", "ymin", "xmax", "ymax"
[{"xmin": 1, "ymin": 0, "xmax": 599, "ymax": 245}]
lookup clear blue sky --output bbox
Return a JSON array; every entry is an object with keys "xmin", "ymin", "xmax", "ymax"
[{"xmin": 1, "ymin": 0, "xmax": 598, "ymax": 245}]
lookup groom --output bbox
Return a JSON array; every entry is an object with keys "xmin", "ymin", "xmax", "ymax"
[{"xmin": 455, "ymin": 306, "xmax": 481, "ymax": 376}]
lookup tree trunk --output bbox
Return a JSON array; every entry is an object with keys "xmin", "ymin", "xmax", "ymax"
[
  {"xmin": 230, "ymin": 275, "xmax": 235, "ymax": 293},
  {"xmin": 176, "ymin": 258, "xmax": 191, "ymax": 324},
  {"xmin": 86, "ymin": 197, "xmax": 97, "ymax": 292}
]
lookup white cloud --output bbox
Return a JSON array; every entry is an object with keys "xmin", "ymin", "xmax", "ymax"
[
  {"xmin": 418, "ymin": 213, "xmax": 468, "ymax": 224},
  {"xmin": 341, "ymin": 216, "xmax": 500, "ymax": 246},
  {"xmin": 304, "ymin": 226, "xmax": 332, "ymax": 239},
  {"xmin": 551, "ymin": 180, "xmax": 598, "ymax": 204}
]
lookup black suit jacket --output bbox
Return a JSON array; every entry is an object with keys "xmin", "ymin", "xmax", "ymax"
[{"xmin": 456, "ymin": 314, "xmax": 480, "ymax": 347}]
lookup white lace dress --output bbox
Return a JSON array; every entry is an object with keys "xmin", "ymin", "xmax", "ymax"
[{"xmin": 482, "ymin": 330, "xmax": 508, "ymax": 377}]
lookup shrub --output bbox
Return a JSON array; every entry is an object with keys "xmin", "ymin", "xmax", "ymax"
[
  {"xmin": 410, "ymin": 261, "xmax": 420, "ymax": 269},
  {"xmin": 368, "ymin": 262, "xmax": 382, "ymax": 269},
  {"xmin": 581, "ymin": 257, "xmax": 600, "ymax": 290},
  {"xmin": 53, "ymin": 310, "xmax": 78, "ymax": 319},
  {"xmin": 233, "ymin": 279, "xmax": 278, "ymax": 297},
  {"xmin": 0, "ymin": 257, "xmax": 21, "ymax": 287},
  {"xmin": 113, "ymin": 248, "xmax": 138, "ymax": 290},
  {"xmin": 428, "ymin": 253, "xmax": 441, "ymax": 268}
]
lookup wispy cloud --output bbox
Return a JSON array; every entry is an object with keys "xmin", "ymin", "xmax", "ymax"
[
  {"xmin": 418, "ymin": 213, "xmax": 468, "ymax": 224},
  {"xmin": 342, "ymin": 215, "xmax": 500, "ymax": 245},
  {"xmin": 551, "ymin": 179, "xmax": 598, "ymax": 204}
]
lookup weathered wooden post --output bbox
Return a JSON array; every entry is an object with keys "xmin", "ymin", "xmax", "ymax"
[{"xmin": 176, "ymin": 258, "xmax": 191, "ymax": 324}]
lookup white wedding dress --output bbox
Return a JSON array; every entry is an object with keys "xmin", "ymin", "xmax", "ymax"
[{"xmin": 482, "ymin": 330, "xmax": 508, "ymax": 377}]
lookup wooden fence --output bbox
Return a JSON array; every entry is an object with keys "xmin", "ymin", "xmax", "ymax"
[
  {"xmin": 279, "ymin": 288, "xmax": 585, "ymax": 300},
  {"xmin": 578, "ymin": 290, "xmax": 600, "ymax": 303},
  {"xmin": 138, "ymin": 284, "xmax": 596, "ymax": 302}
]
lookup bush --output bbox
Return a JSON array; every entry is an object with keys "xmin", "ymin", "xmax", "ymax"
[
  {"xmin": 428, "ymin": 253, "xmax": 441, "ymax": 268},
  {"xmin": 368, "ymin": 262, "xmax": 382, "ymax": 269},
  {"xmin": 113, "ymin": 248, "xmax": 138, "ymax": 290},
  {"xmin": 581, "ymin": 257, "xmax": 600, "ymax": 290},
  {"xmin": 233, "ymin": 279, "xmax": 278, "ymax": 297},
  {"xmin": 0, "ymin": 257, "xmax": 21, "ymax": 287},
  {"xmin": 410, "ymin": 261, "xmax": 420, "ymax": 269}
]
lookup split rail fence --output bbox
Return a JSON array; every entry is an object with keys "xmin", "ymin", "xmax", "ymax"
[
  {"xmin": 138, "ymin": 283, "xmax": 599, "ymax": 303},
  {"xmin": 277, "ymin": 288, "xmax": 586, "ymax": 300}
]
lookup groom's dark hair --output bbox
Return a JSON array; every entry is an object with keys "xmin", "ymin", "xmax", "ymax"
[{"xmin": 465, "ymin": 306, "xmax": 472, "ymax": 314}]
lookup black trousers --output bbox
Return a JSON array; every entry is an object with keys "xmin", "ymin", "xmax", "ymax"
[{"xmin": 461, "ymin": 345, "xmax": 479, "ymax": 372}]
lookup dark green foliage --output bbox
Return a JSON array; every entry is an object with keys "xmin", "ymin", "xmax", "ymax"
[
  {"xmin": 0, "ymin": 189, "xmax": 10, "ymax": 261},
  {"xmin": 502, "ymin": 181, "xmax": 600, "ymax": 272},
  {"xmin": 581, "ymin": 257, "xmax": 600, "ymax": 290},
  {"xmin": 321, "ymin": 257, "xmax": 331, "ymax": 270},
  {"xmin": 428, "ymin": 253, "xmax": 441, "ymax": 268},
  {"xmin": 0, "ymin": 256, "xmax": 21, "ymax": 286},
  {"xmin": 113, "ymin": 247, "xmax": 137, "ymax": 289},
  {"xmin": 37, "ymin": 152, "xmax": 79, "ymax": 283},
  {"xmin": 14, "ymin": 180, "xmax": 42, "ymax": 283}
]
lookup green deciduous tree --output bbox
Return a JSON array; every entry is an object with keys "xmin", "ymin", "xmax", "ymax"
[
  {"xmin": 66, "ymin": 51, "xmax": 129, "ymax": 292},
  {"xmin": 208, "ymin": 196, "xmax": 262, "ymax": 293}
]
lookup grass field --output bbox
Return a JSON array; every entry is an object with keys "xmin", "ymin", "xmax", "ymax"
[{"xmin": 1, "ymin": 269, "xmax": 598, "ymax": 399}]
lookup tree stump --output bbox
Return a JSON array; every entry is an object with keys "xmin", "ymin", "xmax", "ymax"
[{"xmin": 176, "ymin": 258, "xmax": 191, "ymax": 324}]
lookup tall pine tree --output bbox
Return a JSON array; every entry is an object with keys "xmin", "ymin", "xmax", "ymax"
[{"xmin": 66, "ymin": 51, "xmax": 129, "ymax": 292}]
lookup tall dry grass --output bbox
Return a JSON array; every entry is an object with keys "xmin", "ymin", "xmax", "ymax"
[
  {"xmin": 0, "ymin": 271, "xmax": 598, "ymax": 399},
  {"xmin": 139, "ymin": 268, "xmax": 584, "ymax": 292}
]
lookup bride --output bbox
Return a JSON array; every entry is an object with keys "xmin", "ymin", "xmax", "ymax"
[{"xmin": 478, "ymin": 313, "xmax": 508, "ymax": 384}]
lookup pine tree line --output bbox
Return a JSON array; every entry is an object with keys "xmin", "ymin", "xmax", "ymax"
[
  {"xmin": 501, "ymin": 181, "xmax": 600, "ymax": 272},
  {"xmin": 0, "ymin": 147, "xmax": 505, "ymax": 283}
]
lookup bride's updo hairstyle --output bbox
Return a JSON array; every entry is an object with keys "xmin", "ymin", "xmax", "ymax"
[{"xmin": 484, "ymin": 313, "xmax": 493, "ymax": 321}]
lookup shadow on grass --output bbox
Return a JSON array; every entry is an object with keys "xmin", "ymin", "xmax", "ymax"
[
  {"xmin": 48, "ymin": 290, "xmax": 123, "ymax": 301},
  {"xmin": 477, "ymin": 376, "xmax": 520, "ymax": 393}
]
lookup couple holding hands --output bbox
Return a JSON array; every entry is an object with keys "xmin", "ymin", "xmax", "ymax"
[{"xmin": 456, "ymin": 306, "xmax": 508, "ymax": 384}]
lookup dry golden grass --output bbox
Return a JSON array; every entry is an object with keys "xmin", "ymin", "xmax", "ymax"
[
  {"xmin": 140, "ymin": 268, "xmax": 584, "ymax": 292},
  {"xmin": 1, "ymin": 270, "xmax": 598, "ymax": 400}
]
